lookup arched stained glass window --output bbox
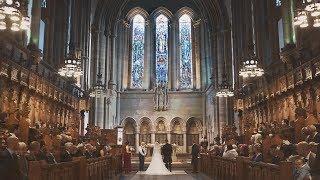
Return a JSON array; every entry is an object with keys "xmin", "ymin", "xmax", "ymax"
[
  {"xmin": 155, "ymin": 14, "xmax": 169, "ymax": 84},
  {"xmin": 179, "ymin": 14, "xmax": 193, "ymax": 89},
  {"xmin": 131, "ymin": 14, "xmax": 145, "ymax": 88}
]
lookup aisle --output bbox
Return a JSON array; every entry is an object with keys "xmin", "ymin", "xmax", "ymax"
[{"xmin": 120, "ymin": 171, "xmax": 212, "ymax": 180}]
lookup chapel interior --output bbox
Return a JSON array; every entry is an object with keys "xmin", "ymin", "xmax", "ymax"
[{"xmin": 0, "ymin": 0, "xmax": 320, "ymax": 179}]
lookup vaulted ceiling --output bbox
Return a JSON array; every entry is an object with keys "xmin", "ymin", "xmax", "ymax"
[{"xmin": 92, "ymin": 0, "xmax": 230, "ymax": 34}]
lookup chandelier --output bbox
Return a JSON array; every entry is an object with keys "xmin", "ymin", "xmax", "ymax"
[
  {"xmin": 89, "ymin": 63, "xmax": 108, "ymax": 99},
  {"xmin": 239, "ymin": 45, "xmax": 264, "ymax": 78},
  {"xmin": 0, "ymin": 0, "xmax": 30, "ymax": 31},
  {"xmin": 58, "ymin": 48, "xmax": 83, "ymax": 78},
  {"xmin": 293, "ymin": 0, "xmax": 320, "ymax": 28},
  {"xmin": 216, "ymin": 75, "xmax": 234, "ymax": 97}
]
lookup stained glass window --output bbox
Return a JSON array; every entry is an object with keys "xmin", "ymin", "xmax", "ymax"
[
  {"xmin": 131, "ymin": 14, "xmax": 145, "ymax": 88},
  {"xmin": 276, "ymin": 0, "xmax": 281, "ymax": 7},
  {"xmin": 179, "ymin": 14, "xmax": 193, "ymax": 89},
  {"xmin": 155, "ymin": 14, "xmax": 169, "ymax": 84}
]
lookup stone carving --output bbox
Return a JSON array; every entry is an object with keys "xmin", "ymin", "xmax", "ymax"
[{"xmin": 154, "ymin": 82, "xmax": 168, "ymax": 111}]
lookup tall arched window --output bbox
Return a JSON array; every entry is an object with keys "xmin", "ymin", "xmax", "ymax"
[
  {"xmin": 131, "ymin": 14, "xmax": 145, "ymax": 88},
  {"xmin": 155, "ymin": 14, "xmax": 169, "ymax": 84},
  {"xmin": 179, "ymin": 14, "xmax": 193, "ymax": 89}
]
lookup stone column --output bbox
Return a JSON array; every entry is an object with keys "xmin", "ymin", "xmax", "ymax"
[
  {"xmin": 135, "ymin": 133, "xmax": 140, "ymax": 152},
  {"xmin": 121, "ymin": 20, "xmax": 130, "ymax": 90},
  {"xmin": 108, "ymin": 34, "xmax": 117, "ymax": 89},
  {"xmin": 193, "ymin": 20, "xmax": 201, "ymax": 90},
  {"xmin": 171, "ymin": 21, "xmax": 177, "ymax": 90},
  {"xmin": 151, "ymin": 131, "xmax": 155, "ymax": 144},
  {"xmin": 167, "ymin": 132, "xmax": 171, "ymax": 143},
  {"xmin": 29, "ymin": 0, "xmax": 41, "ymax": 46},
  {"xmin": 143, "ymin": 20, "xmax": 151, "ymax": 90},
  {"xmin": 281, "ymin": 0, "xmax": 296, "ymax": 45},
  {"xmin": 183, "ymin": 132, "xmax": 187, "ymax": 153}
]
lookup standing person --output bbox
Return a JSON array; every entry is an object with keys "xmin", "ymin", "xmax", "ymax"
[
  {"xmin": 161, "ymin": 139, "xmax": 173, "ymax": 172},
  {"xmin": 191, "ymin": 141, "xmax": 200, "ymax": 173},
  {"xmin": 138, "ymin": 142, "xmax": 147, "ymax": 171},
  {"xmin": 0, "ymin": 136, "xmax": 21, "ymax": 180},
  {"xmin": 123, "ymin": 142, "xmax": 132, "ymax": 173}
]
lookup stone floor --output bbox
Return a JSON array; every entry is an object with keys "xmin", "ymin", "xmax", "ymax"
[{"xmin": 119, "ymin": 170, "xmax": 212, "ymax": 180}]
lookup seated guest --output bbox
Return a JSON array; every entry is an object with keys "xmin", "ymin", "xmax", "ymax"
[
  {"xmin": 223, "ymin": 145, "xmax": 238, "ymax": 159},
  {"xmin": 269, "ymin": 145, "xmax": 284, "ymax": 165},
  {"xmin": 43, "ymin": 146, "xmax": 57, "ymax": 164},
  {"xmin": 210, "ymin": 145, "xmax": 222, "ymax": 157},
  {"xmin": 0, "ymin": 136, "xmax": 21, "ymax": 180},
  {"xmin": 309, "ymin": 143, "xmax": 320, "ymax": 179},
  {"xmin": 17, "ymin": 142, "xmax": 29, "ymax": 180},
  {"xmin": 251, "ymin": 143, "xmax": 263, "ymax": 162},
  {"xmin": 84, "ymin": 144, "xmax": 94, "ymax": 159},
  {"xmin": 306, "ymin": 125, "xmax": 320, "ymax": 143},
  {"xmin": 60, "ymin": 142, "xmax": 73, "ymax": 162},
  {"xmin": 75, "ymin": 144, "xmax": 86, "ymax": 157},
  {"xmin": 294, "ymin": 158, "xmax": 311, "ymax": 180},
  {"xmin": 238, "ymin": 144, "xmax": 249, "ymax": 157},
  {"xmin": 26, "ymin": 141, "xmax": 43, "ymax": 161}
]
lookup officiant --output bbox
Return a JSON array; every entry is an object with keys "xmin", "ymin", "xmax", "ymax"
[{"xmin": 138, "ymin": 142, "xmax": 147, "ymax": 171}]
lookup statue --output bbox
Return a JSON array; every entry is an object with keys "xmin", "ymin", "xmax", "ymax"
[{"xmin": 154, "ymin": 81, "xmax": 168, "ymax": 111}]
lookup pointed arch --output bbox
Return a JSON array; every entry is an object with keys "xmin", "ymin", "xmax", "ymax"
[
  {"xmin": 179, "ymin": 13, "xmax": 193, "ymax": 89},
  {"xmin": 130, "ymin": 14, "xmax": 146, "ymax": 88}
]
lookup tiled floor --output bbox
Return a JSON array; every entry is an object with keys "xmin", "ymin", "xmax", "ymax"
[{"xmin": 119, "ymin": 171, "xmax": 212, "ymax": 180}]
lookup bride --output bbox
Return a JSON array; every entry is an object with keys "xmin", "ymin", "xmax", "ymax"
[{"xmin": 145, "ymin": 142, "xmax": 171, "ymax": 175}]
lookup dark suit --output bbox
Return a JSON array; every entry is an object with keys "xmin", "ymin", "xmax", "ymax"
[
  {"xmin": 251, "ymin": 153, "xmax": 263, "ymax": 162},
  {"xmin": 0, "ymin": 149, "xmax": 21, "ymax": 180},
  {"xmin": 161, "ymin": 143, "xmax": 173, "ymax": 172},
  {"xmin": 61, "ymin": 150, "xmax": 73, "ymax": 162},
  {"xmin": 191, "ymin": 144, "xmax": 200, "ymax": 173}
]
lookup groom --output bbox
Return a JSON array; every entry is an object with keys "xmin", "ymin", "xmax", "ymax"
[
  {"xmin": 138, "ymin": 142, "xmax": 147, "ymax": 171},
  {"xmin": 161, "ymin": 139, "xmax": 173, "ymax": 172}
]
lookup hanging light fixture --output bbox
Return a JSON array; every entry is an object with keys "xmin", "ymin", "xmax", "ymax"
[
  {"xmin": 89, "ymin": 62, "xmax": 108, "ymax": 99},
  {"xmin": 216, "ymin": 75, "xmax": 234, "ymax": 97},
  {"xmin": 293, "ymin": 0, "xmax": 320, "ymax": 28},
  {"xmin": 0, "ymin": 0, "xmax": 31, "ymax": 31},
  {"xmin": 58, "ymin": 47, "xmax": 83, "ymax": 78},
  {"xmin": 239, "ymin": 45, "xmax": 264, "ymax": 78},
  {"xmin": 216, "ymin": 55, "xmax": 234, "ymax": 98}
]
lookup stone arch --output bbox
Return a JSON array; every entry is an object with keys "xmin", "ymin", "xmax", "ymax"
[
  {"xmin": 170, "ymin": 117, "xmax": 184, "ymax": 146},
  {"xmin": 125, "ymin": 7, "xmax": 149, "ymax": 22},
  {"xmin": 139, "ymin": 117, "xmax": 152, "ymax": 144},
  {"xmin": 171, "ymin": 117, "xmax": 184, "ymax": 133},
  {"xmin": 186, "ymin": 117, "xmax": 202, "ymax": 152},
  {"xmin": 155, "ymin": 117, "xmax": 168, "ymax": 143},
  {"xmin": 175, "ymin": 7, "xmax": 198, "ymax": 21},
  {"xmin": 122, "ymin": 117, "xmax": 137, "ymax": 146},
  {"xmin": 151, "ymin": 7, "xmax": 174, "ymax": 21}
]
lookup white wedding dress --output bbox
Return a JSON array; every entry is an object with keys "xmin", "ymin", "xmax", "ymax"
[{"xmin": 145, "ymin": 143, "xmax": 171, "ymax": 175}]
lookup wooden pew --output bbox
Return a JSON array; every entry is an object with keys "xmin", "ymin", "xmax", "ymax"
[
  {"xmin": 28, "ymin": 156, "xmax": 122, "ymax": 180},
  {"xmin": 200, "ymin": 154, "xmax": 293, "ymax": 180}
]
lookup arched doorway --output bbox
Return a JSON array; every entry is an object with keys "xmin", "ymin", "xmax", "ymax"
[
  {"xmin": 140, "ymin": 117, "xmax": 151, "ymax": 144},
  {"xmin": 122, "ymin": 117, "xmax": 136, "ymax": 147},
  {"xmin": 155, "ymin": 117, "xmax": 167, "ymax": 143},
  {"xmin": 171, "ymin": 117, "xmax": 183, "ymax": 146},
  {"xmin": 186, "ymin": 117, "xmax": 202, "ymax": 153}
]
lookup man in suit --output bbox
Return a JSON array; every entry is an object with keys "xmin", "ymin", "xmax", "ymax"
[
  {"xmin": 161, "ymin": 139, "xmax": 173, "ymax": 172},
  {"xmin": 0, "ymin": 136, "xmax": 21, "ymax": 180},
  {"xmin": 138, "ymin": 142, "xmax": 147, "ymax": 171},
  {"xmin": 191, "ymin": 141, "xmax": 200, "ymax": 173}
]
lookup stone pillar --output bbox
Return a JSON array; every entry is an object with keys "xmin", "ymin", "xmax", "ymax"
[
  {"xmin": 151, "ymin": 132, "xmax": 155, "ymax": 144},
  {"xmin": 193, "ymin": 20, "xmax": 201, "ymax": 90},
  {"xmin": 135, "ymin": 133, "xmax": 140, "ymax": 151},
  {"xmin": 183, "ymin": 132, "xmax": 187, "ymax": 153},
  {"xmin": 29, "ymin": 0, "xmax": 41, "ymax": 46},
  {"xmin": 171, "ymin": 21, "xmax": 177, "ymax": 90},
  {"xmin": 281, "ymin": 0, "xmax": 296, "ymax": 45},
  {"xmin": 108, "ymin": 34, "xmax": 117, "ymax": 89},
  {"xmin": 121, "ymin": 20, "xmax": 130, "ymax": 90},
  {"xmin": 143, "ymin": 20, "xmax": 151, "ymax": 90},
  {"xmin": 167, "ymin": 132, "xmax": 171, "ymax": 143}
]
